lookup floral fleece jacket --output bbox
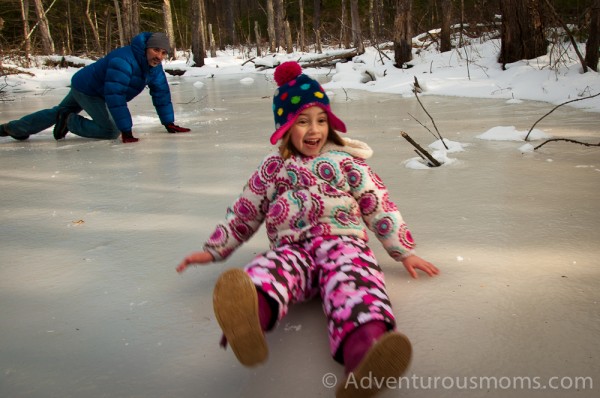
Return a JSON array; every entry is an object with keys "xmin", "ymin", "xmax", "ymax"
[{"xmin": 204, "ymin": 137, "xmax": 416, "ymax": 262}]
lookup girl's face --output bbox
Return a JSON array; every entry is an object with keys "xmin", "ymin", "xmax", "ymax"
[{"xmin": 289, "ymin": 106, "xmax": 329, "ymax": 157}]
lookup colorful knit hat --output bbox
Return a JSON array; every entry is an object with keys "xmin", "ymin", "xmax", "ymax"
[{"xmin": 270, "ymin": 61, "xmax": 346, "ymax": 145}]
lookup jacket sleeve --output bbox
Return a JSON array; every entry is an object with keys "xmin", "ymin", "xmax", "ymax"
[
  {"xmin": 104, "ymin": 57, "xmax": 134, "ymax": 132},
  {"xmin": 147, "ymin": 67, "xmax": 175, "ymax": 125},
  {"xmin": 348, "ymin": 157, "xmax": 416, "ymax": 261},
  {"xmin": 203, "ymin": 159, "xmax": 271, "ymax": 261}
]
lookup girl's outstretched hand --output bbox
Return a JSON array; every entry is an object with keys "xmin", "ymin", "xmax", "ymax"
[
  {"xmin": 401, "ymin": 255, "xmax": 440, "ymax": 279},
  {"xmin": 176, "ymin": 251, "xmax": 214, "ymax": 273}
]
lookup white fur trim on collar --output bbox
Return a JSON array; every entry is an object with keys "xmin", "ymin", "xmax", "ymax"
[{"xmin": 322, "ymin": 137, "xmax": 373, "ymax": 159}]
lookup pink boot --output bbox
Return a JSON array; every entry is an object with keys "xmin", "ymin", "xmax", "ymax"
[{"xmin": 337, "ymin": 321, "xmax": 412, "ymax": 398}]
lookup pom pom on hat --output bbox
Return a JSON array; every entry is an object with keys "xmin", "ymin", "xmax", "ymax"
[
  {"xmin": 274, "ymin": 61, "xmax": 302, "ymax": 87},
  {"xmin": 270, "ymin": 61, "xmax": 346, "ymax": 145}
]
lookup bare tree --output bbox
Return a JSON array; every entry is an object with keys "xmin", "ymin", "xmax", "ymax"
[
  {"xmin": 163, "ymin": 0, "xmax": 176, "ymax": 58},
  {"xmin": 368, "ymin": 0, "xmax": 376, "ymax": 46},
  {"xmin": 340, "ymin": 0, "xmax": 350, "ymax": 49},
  {"xmin": 86, "ymin": 0, "xmax": 102, "ymax": 53},
  {"xmin": 225, "ymin": 0, "xmax": 236, "ymax": 45},
  {"xmin": 299, "ymin": 0, "xmax": 305, "ymax": 52},
  {"xmin": 267, "ymin": 0, "xmax": 276, "ymax": 52},
  {"xmin": 440, "ymin": 0, "xmax": 452, "ymax": 52},
  {"xmin": 19, "ymin": 0, "xmax": 31, "ymax": 63},
  {"xmin": 121, "ymin": 0, "xmax": 133, "ymax": 43},
  {"xmin": 113, "ymin": 0, "xmax": 125, "ymax": 47},
  {"xmin": 499, "ymin": 0, "xmax": 547, "ymax": 69},
  {"xmin": 191, "ymin": 0, "xmax": 205, "ymax": 67},
  {"xmin": 132, "ymin": 0, "xmax": 140, "ymax": 37},
  {"xmin": 254, "ymin": 20, "xmax": 262, "ymax": 57},
  {"xmin": 32, "ymin": 0, "xmax": 55, "ymax": 54},
  {"xmin": 284, "ymin": 20, "xmax": 293, "ymax": 53},
  {"xmin": 313, "ymin": 0, "xmax": 322, "ymax": 53},
  {"xmin": 274, "ymin": 0, "xmax": 285, "ymax": 50},
  {"xmin": 394, "ymin": 0, "xmax": 413, "ymax": 67},
  {"xmin": 350, "ymin": 0, "xmax": 364, "ymax": 53},
  {"xmin": 585, "ymin": 0, "xmax": 600, "ymax": 72}
]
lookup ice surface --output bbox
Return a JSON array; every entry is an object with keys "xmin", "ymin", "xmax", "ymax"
[{"xmin": 1, "ymin": 75, "xmax": 599, "ymax": 398}]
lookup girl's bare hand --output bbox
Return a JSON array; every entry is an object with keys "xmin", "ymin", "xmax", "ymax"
[
  {"xmin": 401, "ymin": 255, "xmax": 439, "ymax": 279},
  {"xmin": 176, "ymin": 251, "xmax": 214, "ymax": 273}
]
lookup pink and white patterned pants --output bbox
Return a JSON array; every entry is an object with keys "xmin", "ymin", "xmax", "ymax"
[{"xmin": 245, "ymin": 235, "xmax": 396, "ymax": 363}]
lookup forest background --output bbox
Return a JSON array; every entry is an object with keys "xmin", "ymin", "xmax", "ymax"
[{"xmin": 0, "ymin": 0, "xmax": 598, "ymax": 75}]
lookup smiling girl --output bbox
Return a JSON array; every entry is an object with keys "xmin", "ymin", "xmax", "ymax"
[{"xmin": 176, "ymin": 61, "xmax": 438, "ymax": 398}]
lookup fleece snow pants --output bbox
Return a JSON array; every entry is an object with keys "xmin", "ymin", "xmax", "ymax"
[{"xmin": 244, "ymin": 235, "xmax": 396, "ymax": 363}]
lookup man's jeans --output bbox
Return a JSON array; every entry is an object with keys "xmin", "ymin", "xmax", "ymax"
[{"xmin": 5, "ymin": 89, "xmax": 120, "ymax": 140}]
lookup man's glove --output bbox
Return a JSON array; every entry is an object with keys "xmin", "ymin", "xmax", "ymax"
[
  {"xmin": 165, "ymin": 123, "xmax": 191, "ymax": 133},
  {"xmin": 121, "ymin": 131, "xmax": 139, "ymax": 143}
]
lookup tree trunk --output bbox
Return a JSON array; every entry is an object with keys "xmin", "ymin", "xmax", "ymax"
[
  {"xmin": 191, "ymin": 0, "xmax": 205, "ymax": 67},
  {"xmin": 313, "ymin": 0, "xmax": 322, "ymax": 53},
  {"xmin": 499, "ymin": 0, "xmax": 547, "ymax": 68},
  {"xmin": 267, "ymin": 0, "xmax": 276, "ymax": 52},
  {"xmin": 350, "ymin": 0, "xmax": 364, "ymax": 53},
  {"xmin": 585, "ymin": 0, "xmax": 600, "ymax": 72},
  {"xmin": 19, "ymin": 0, "xmax": 31, "ymax": 63},
  {"xmin": 86, "ymin": 0, "xmax": 102, "ymax": 53},
  {"xmin": 340, "ymin": 0, "xmax": 350, "ymax": 49},
  {"xmin": 440, "ymin": 0, "xmax": 452, "ymax": 52},
  {"xmin": 209, "ymin": 23, "xmax": 217, "ymax": 58},
  {"xmin": 285, "ymin": 20, "xmax": 293, "ymax": 53},
  {"xmin": 121, "ymin": 0, "xmax": 133, "ymax": 44},
  {"xmin": 225, "ymin": 0, "xmax": 236, "ymax": 46},
  {"xmin": 394, "ymin": 0, "xmax": 413, "ymax": 67},
  {"xmin": 113, "ymin": 0, "xmax": 125, "ymax": 47},
  {"xmin": 368, "ymin": 0, "xmax": 376, "ymax": 46},
  {"xmin": 32, "ymin": 0, "xmax": 55, "ymax": 54},
  {"xmin": 254, "ymin": 20, "xmax": 262, "ymax": 57},
  {"xmin": 163, "ymin": 0, "xmax": 176, "ymax": 58},
  {"xmin": 104, "ymin": 6, "xmax": 112, "ymax": 53},
  {"xmin": 299, "ymin": 0, "xmax": 305, "ymax": 52},
  {"xmin": 274, "ymin": 0, "xmax": 285, "ymax": 51},
  {"xmin": 131, "ymin": 0, "xmax": 140, "ymax": 37},
  {"xmin": 66, "ymin": 0, "xmax": 74, "ymax": 54}
]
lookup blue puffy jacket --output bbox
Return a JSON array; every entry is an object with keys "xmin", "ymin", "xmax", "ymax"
[{"xmin": 71, "ymin": 32, "xmax": 174, "ymax": 133}]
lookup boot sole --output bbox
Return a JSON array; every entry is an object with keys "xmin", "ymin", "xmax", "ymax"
[
  {"xmin": 336, "ymin": 332, "xmax": 412, "ymax": 398},
  {"xmin": 213, "ymin": 268, "xmax": 268, "ymax": 367}
]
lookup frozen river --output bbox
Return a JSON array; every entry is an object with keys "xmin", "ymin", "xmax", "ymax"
[{"xmin": 1, "ymin": 74, "xmax": 599, "ymax": 398}]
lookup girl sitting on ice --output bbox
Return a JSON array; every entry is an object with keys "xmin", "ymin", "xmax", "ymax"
[{"xmin": 176, "ymin": 61, "xmax": 439, "ymax": 398}]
